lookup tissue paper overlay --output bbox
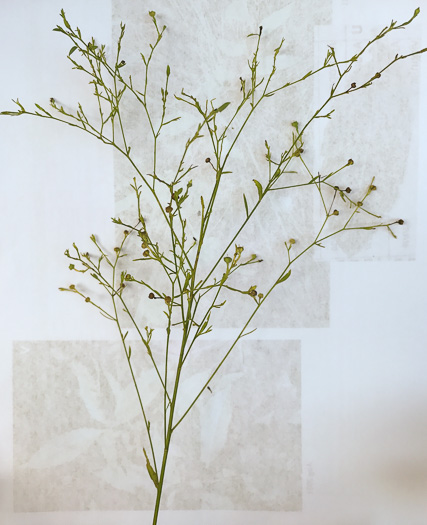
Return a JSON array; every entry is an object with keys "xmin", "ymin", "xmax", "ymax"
[
  {"xmin": 13, "ymin": 340, "xmax": 301, "ymax": 511},
  {"xmin": 112, "ymin": 0, "xmax": 333, "ymax": 329},
  {"xmin": 312, "ymin": 21, "xmax": 420, "ymax": 261}
]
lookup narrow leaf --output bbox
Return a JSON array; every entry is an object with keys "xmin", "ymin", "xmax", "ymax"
[
  {"xmin": 216, "ymin": 102, "xmax": 230, "ymax": 113},
  {"xmin": 243, "ymin": 193, "xmax": 249, "ymax": 217},
  {"xmin": 253, "ymin": 179, "xmax": 263, "ymax": 201},
  {"xmin": 277, "ymin": 269, "xmax": 291, "ymax": 284},
  {"xmin": 143, "ymin": 448, "xmax": 159, "ymax": 488},
  {"xmin": 69, "ymin": 45, "xmax": 78, "ymax": 56}
]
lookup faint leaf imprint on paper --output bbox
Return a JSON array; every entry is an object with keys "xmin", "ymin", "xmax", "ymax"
[{"xmin": 13, "ymin": 340, "xmax": 301, "ymax": 511}]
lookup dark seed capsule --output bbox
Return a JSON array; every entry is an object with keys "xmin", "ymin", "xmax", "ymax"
[
  {"xmin": 85, "ymin": 297, "xmax": 91, "ymax": 302},
  {"xmin": 345, "ymin": 187, "xmax": 352, "ymax": 193},
  {"xmin": 332, "ymin": 209, "xmax": 339, "ymax": 216},
  {"xmin": 397, "ymin": 219, "xmax": 404, "ymax": 225},
  {"xmin": 351, "ymin": 82, "xmax": 356, "ymax": 88},
  {"xmin": 165, "ymin": 205, "xmax": 173, "ymax": 213},
  {"xmin": 347, "ymin": 159, "xmax": 354, "ymax": 165},
  {"xmin": 370, "ymin": 185, "xmax": 377, "ymax": 191},
  {"xmin": 205, "ymin": 157, "xmax": 211, "ymax": 163},
  {"xmin": 148, "ymin": 292, "xmax": 155, "ymax": 299}
]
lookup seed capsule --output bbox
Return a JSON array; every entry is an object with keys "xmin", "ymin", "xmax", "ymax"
[
  {"xmin": 148, "ymin": 292, "xmax": 155, "ymax": 299},
  {"xmin": 332, "ymin": 209, "xmax": 339, "ymax": 216},
  {"xmin": 85, "ymin": 297, "xmax": 91, "ymax": 303}
]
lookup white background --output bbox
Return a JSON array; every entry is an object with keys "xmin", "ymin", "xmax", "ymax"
[{"xmin": 0, "ymin": 1, "xmax": 426, "ymax": 524}]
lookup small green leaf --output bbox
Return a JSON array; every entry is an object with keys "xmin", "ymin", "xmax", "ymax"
[
  {"xmin": 414, "ymin": 7, "xmax": 420, "ymax": 17},
  {"xmin": 243, "ymin": 193, "xmax": 249, "ymax": 217},
  {"xmin": 143, "ymin": 448, "xmax": 159, "ymax": 488},
  {"xmin": 62, "ymin": 13, "xmax": 71, "ymax": 30},
  {"xmin": 253, "ymin": 179, "xmax": 263, "ymax": 201},
  {"xmin": 69, "ymin": 45, "xmax": 78, "ymax": 56},
  {"xmin": 128, "ymin": 345, "xmax": 131, "ymax": 358},
  {"xmin": 277, "ymin": 269, "xmax": 291, "ymax": 284},
  {"xmin": 163, "ymin": 116, "xmax": 181, "ymax": 125},
  {"xmin": 216, "ymin": 102, "xmax": 230, "ymax": 113}
]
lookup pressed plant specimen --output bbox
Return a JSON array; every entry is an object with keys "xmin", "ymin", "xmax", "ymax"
[{"xmin": 2, "ymin": 6, "xmax": 426, "ymax": 524}]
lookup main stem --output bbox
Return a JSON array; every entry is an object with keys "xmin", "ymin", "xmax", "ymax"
[{"xmin": 151, "ymin": 319, "xmax": 192, "ymax": 524}]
